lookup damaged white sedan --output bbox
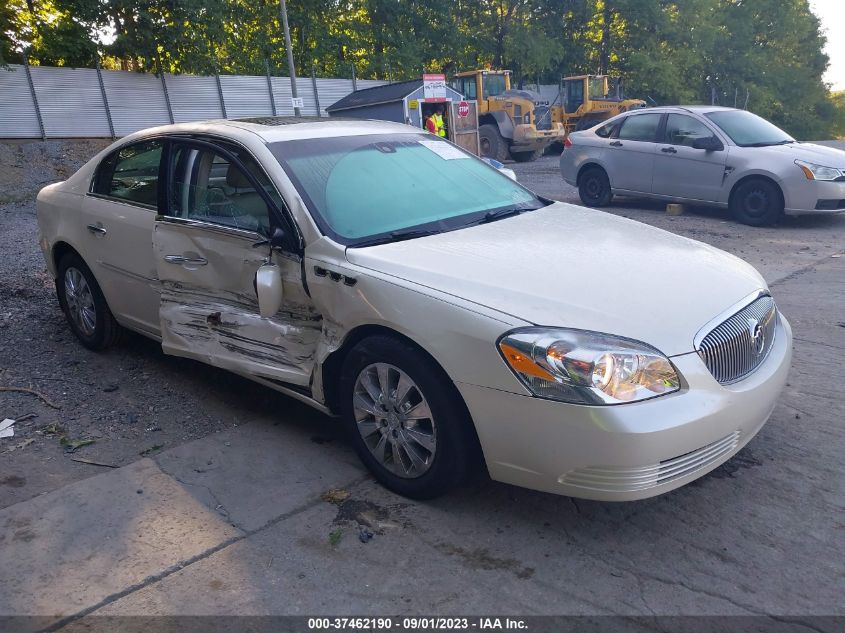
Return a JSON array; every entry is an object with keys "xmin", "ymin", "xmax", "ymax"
[{"xmin": 37, "ymin": 118, "xmax": 791, "ymax": 500}]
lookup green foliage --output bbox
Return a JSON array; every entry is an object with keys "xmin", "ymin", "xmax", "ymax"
[{"xmin": 2, "ymin": 0, "xmax": 838, "ymax": 137}]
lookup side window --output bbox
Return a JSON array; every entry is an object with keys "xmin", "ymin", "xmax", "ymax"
[
  {"xmin": 617, "ymin": 113, "xmax": 662, "ymax": 142},
  {"xmin": 462, "ymin": 77, "xmax": 477, "ymax": 99},
  {"xmin": 595, "ymin": 121, "xmax": 617, "ymax": 138},
  {"xmin": 167, "ymin": 143, "xmax": 281, "ymax": 235},
  {"xmin": 92, "ymin": 140, "xmax": 163, "ymax": 208},
  {"xmin": 664, "ymin": 113, "xmax": 716, "ymax": 147}
]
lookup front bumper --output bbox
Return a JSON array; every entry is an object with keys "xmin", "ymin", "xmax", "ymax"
[
  {"xmin": 512, "ymin": 124, "xmax": 566, "ymax": 152},
  {"xmin": 784, "ymin": 178, "xmax": 845, "ymax": 215},
  {"xmin": 458, "ymin": 313, "xmax": 792, "ymax": 501}
]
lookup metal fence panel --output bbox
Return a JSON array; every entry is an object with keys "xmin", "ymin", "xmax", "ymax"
[
  {"xmin": 165, "ymin": 74, "xmax": 224, "ymax": 123},
  {"xmin": 270, "ymin": 77, "xmax": 295, "ymax": 116},
  {"xmin": 220, "ymin": 74, "xmax": 273, "ymax": 119},
  {"xmin": 1, "ymin": 65, "xmax": 388, "ymax": 138},
  {"xmin": 30, "ymin": 66, "xmax": 111, "ymax": 137},
  {"xmin": 0, "ymin": 66, "xmax": 41, "ymax": 138},
  {"xmin": 101, "ymin": 70, "xmax": 171, "ymax": 136},
  {"xmin": 295, "ymin": 77, "xmax": 319, "ymax": 116},
  {"xmin": 315, "ymin": 78, "xmax": 356, "ymax": 116}
]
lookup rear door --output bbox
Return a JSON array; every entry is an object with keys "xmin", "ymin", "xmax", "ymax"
[
  {"xmin": 652, "ymin": 113, "xmax": 728, "ymax": 202},
  {"xmin": 81, "ymin": 139, "xmax": 163, "ymax": 334},
  {"xmin": 153, "ymin": 137, "xmax": 321, "ymax": 386},
  {"xmin": 604, "ymin": 112, "xmax": 663, "ymax": 193}
]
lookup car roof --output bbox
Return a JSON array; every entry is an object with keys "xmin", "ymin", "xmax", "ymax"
[
  {"xmin": 628, "ymin": 105, "xmax": 738, "ymax": 115},
  {"xmin": 122, "ymin": 117, "xmax": 417, "ymax": 145}
]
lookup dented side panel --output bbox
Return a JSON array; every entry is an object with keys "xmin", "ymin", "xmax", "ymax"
[{"xmin": 153, "ymin": 221, "xmax": 322, "ymax": 386}]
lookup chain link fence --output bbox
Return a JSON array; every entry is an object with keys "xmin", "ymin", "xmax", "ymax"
[{"xmin": 0, "ymin": 63, "xmax": 385, "ymax": 139}]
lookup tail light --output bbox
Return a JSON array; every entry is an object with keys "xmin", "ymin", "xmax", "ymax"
[{"xmin": 564, "ymin": 136, "xmax": 573, "ymax": 149}]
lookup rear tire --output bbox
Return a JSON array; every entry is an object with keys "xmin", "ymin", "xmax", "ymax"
[
  {"xmin": 56, "ymin": 252, "xmax": 121, "ymax": 350},
  {"xmin": 578, "ymin": 166, "xmax": 613, "ymax": 207},
  {"xmin": 339, "ymin": 335, "xmax": 474, "ymax": 499},
  {"xmin": 730, "ymin": 179, "xmax": 784, "ymax": 226},
  {"xmin": 479, "ymin": 124, "xmax": 510, "ymax": 163},
  {"xmin": 510, "ymin": 149, "xmax": 541, "ymax": 162}
]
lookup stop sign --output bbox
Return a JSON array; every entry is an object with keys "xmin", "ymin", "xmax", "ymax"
[{"xmin": 457, "ymin": 101, "xmax": 470, "ymax": 118}]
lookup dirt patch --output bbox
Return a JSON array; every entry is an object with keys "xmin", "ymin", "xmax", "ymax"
[
  {"xmin": 435, "ymin": 543, "xmax": 535, "ymax": 580},
  {"xmin": 0, "ymin": 139, "xmax": 111, "ymax": 203},
  {"xmin": 0, "ymin": 475, "xmax": 26, "ymax": 487}
]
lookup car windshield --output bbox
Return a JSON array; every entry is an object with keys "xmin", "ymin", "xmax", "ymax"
[
  {"xmin": 705, "ymin": 110, "xmax": 795, "ymax": 147},
  {"xmin": 268, "ymin": 133, "xmax": 546, "ymax": 246}
]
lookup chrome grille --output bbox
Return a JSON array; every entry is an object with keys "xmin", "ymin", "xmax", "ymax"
[{"xmin": 697, "ymin": 295, "xmax": 777, "ymax": 384}]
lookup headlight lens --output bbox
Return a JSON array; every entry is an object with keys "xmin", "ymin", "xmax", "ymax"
[
  {"xmin": 498, "ymin": 328, "xmax": 680, "ymax": 405},
  {"xmin": 795, "ymin": 159, "xmax": 844, "ymax": 181}
]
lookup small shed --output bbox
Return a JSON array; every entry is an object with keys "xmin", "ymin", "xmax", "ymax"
[{"xmin": 326, "ymin": 79, "xmax": 465, "ymax": 131}]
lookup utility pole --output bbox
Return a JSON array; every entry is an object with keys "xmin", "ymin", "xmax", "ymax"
[{"xmin": 279, "ymin": 0, "xmax": 301, "ymax": 116}]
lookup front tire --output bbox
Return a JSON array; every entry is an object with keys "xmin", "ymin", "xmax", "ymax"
[
  {"xmin": 339, "ymin": 335, "xmax": 473, "ymax": 499},
  {"xmin": 578, "ymin": 166, "xmax": 613, "ymax": 207},
  {"xmin": 56, "ymin": 252, "xmax": 121, "ymax": 350},
  {"xmin": 478, "ymin": 124, "xmax": 510, "ymax": 163},
  {"xmin": 730, "ymin": 179, "xmax": 784, "ymax": 226}
]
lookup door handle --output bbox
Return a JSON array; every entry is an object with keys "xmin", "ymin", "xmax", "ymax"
[
  {"xmin": 609, "ymin": 141, "xmax": 623, "ymax": 147},
  {"xmin": 86, "ymin": 223, "xmax": 107, "ymax": 235},
  {"xmin": 164, "ymin": 255, "xmax": 208, "ymax": 266},
  {"xmin": 661, "ymin": 147, "xmax": 678, "ymax": 154}
]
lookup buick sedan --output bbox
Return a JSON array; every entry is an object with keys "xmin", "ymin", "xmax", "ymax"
[{"xmin": 37, "ymin": 118, "xmax": 791, "ymax": 500}]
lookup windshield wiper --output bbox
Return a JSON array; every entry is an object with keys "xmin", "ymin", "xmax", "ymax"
[
  {"xmin": 465, "ymin": 205, "xmax": 541, "ymax": 227},
  {"xmin": 742, "ymin": 140, "xmax": 794, "ymax": 147},
  {"xmin": 350, "ymin": 228, "xmax": 439, "ymax": 248}
]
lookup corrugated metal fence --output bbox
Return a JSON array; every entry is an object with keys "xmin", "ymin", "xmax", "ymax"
[{"xmin": 0, "ymin": 64, "xmax": 385, "ymax": 139}]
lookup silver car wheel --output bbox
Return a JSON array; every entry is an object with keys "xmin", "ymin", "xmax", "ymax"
[
  {"xmin": 353, "ymin": 362, "xmax": 437, "ymax": 479},
  {"xmin": 64, "ymin": 267, "xmax": 97, "ymax": 336}
]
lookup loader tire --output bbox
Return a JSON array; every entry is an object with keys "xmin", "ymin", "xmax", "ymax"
[{"xmin": 479, "ymin": 124, "xmax": 510, "ymax": 163}]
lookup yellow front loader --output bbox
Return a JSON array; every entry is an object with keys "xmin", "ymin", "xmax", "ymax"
[
  {"xmin": 451, "ymin": 69, "xmax": 566, "ymax": 162},
  {"xmin": 550, "ymin": 75, "xmax": 646, "ymax": 135}
]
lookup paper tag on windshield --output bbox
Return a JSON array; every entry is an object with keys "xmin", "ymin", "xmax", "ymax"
[{"xmin": 418, "ymin": 139, "xmax": 470, "ymax": 160}]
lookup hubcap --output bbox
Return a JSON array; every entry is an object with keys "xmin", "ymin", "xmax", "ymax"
[
  {"xmin": 64, "ymin": 267, "xmax": 97, "ymax": 336},
  {"xmin": 352, "ymin": 363, "xmax": 437, "ymax": 479},
  {"xmin": 743, "ymin": 189, "xmax": 769, "ymax": 217},
  {"xmin": 585, "ymin": 177, "xmax": 602, "ymax": 199}
]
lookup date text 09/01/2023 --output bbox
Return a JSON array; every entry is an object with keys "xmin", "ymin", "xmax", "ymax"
[{"xmin": 307, "ymin": 617, "xmax": 528, "ymax": 630}]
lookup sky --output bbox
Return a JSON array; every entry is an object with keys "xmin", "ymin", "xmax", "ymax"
[{"xmin": 810, "ymin": 0, "xmax": 845, "ymax": 90}]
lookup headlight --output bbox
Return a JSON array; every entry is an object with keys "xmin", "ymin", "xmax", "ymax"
[
  {"xmin": 795, "ymin": 159, "xmax": 844, "ymax": 181},
  {"xmin": 498, "ymin": 328, "xmax": 680, "ymax": 405}
]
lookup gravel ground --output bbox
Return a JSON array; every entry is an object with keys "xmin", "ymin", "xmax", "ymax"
[{"xmin": 2, "ymin": 139, "xmax": 844, "ymax": 511}]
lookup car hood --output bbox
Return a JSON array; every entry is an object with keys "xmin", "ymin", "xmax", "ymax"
[
  {"xmin": 346, "ymin": 203, "xmax": 767, "ymax": 357},
  {"xmin": 752, "ymin": 142, "xmax": 845, "ymax": 168}
]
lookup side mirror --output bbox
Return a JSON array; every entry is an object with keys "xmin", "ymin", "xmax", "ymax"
[
  {"xmin": 269, "ymin": 226, "xmax": 287, "ymax": 249},
  {"xmin": 255, "ymin": 264, "xmax": 283, "ymax": 318},
  {"xmin": 692, "ymin": 136, "xmax": 724, "ymax": 151},
  {"xmin": 252, "ymin": 226, "xmax": 289, "ymax": 251}
]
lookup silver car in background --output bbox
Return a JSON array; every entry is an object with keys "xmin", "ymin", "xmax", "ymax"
[{"xmin": 560, "ymin": 105, "xmax": 845, "ymax": 226}]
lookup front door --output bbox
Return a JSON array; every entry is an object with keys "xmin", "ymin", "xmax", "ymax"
[
  {"xmin": 153, "ymin": 138, "xmax": 321, "ymax": 387},
  {"xmin": 604, "ymin": 112, "xmax": 663, "ymax": 194},
  {"xmin": 652, "ymin": 113, "xmax": 728, "ymax": 202}
]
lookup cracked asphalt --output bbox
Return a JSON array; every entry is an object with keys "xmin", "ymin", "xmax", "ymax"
[{"xmin": 0, "ymin": 140, "xmax": 843, "ymax": 629}]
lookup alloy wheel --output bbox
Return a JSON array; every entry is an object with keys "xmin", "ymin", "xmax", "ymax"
[
  {"xmin": 352, "ymin": 363, "xmax": 437, "ymax": 479},
  {"xmin": 64, "ymin": 267, "xmax": 97, "ymax": 336}
]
